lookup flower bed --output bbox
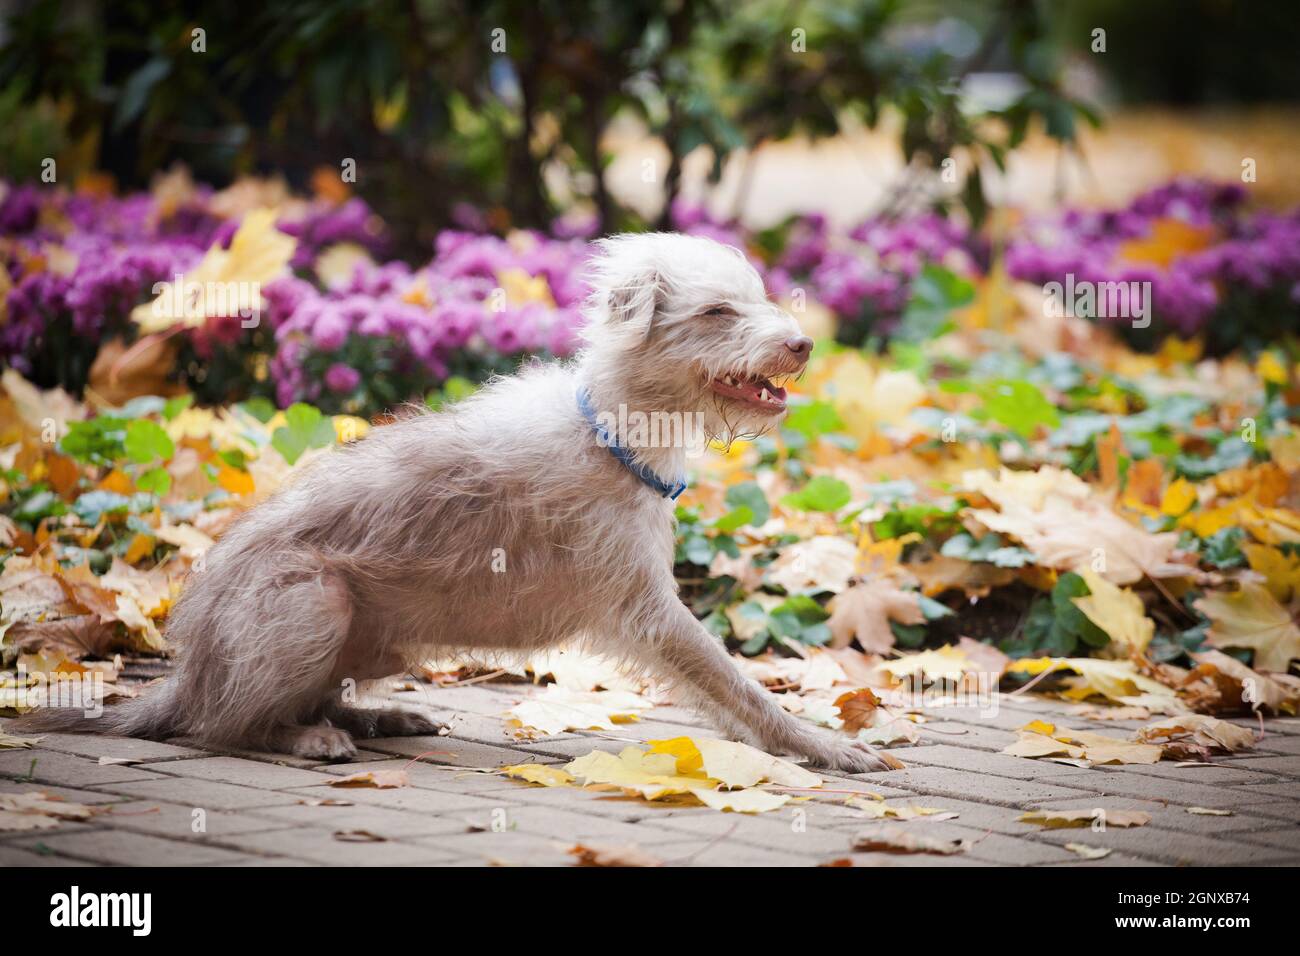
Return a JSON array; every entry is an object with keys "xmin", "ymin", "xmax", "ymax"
[{"xmin": 2, "ymin": 176, "xmax": 1297, "ymax": 416}]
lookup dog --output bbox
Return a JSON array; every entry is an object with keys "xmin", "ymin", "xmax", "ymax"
[{"xmin": 21, "ymin": 233, "xmax": 891, "ymax": 773}]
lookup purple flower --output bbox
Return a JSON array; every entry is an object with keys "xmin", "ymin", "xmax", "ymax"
[{"xmin": 324, "ymin": 362, "xmax": 361, "ymax": 393}]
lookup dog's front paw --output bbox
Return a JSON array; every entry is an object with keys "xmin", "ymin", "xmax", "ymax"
[{"xmin": 824, "ymin": 740, "xmax": 897, "ymax": 774}]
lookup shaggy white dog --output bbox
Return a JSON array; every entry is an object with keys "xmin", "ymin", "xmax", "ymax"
[{"xmin": 24, "ymin": 233, "xmax": 891, "ymax": 773}]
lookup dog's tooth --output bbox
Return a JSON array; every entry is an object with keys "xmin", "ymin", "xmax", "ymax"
[{"xmin": 760, "ymin": 388, "xmax": 771, "ymax": 402}]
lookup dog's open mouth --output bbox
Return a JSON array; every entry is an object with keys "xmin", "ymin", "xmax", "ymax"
[{"xmin": 710, "ymin": 372, "xmax": 789, "ymax": 413}]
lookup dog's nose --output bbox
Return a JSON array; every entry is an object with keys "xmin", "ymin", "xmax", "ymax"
[{"xmin": 784, "ymin": 335, "xmax": 813, "ymax": 358}]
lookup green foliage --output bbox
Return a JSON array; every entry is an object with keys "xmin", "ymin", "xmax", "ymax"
[
  {"xmin": 271, "ymin": 403, "xmax": 337, "ymax": 466},
  {"xmin": 1002, "ymin": 572, "xmax": 1110, "ymax": 658},
  {"xmin": 780, "ymin": 475, "xmax": 851, "ymax": 513},
  {"xmin": 0, "ymin": 0, "xmax": 1095, "ymax": 242}
]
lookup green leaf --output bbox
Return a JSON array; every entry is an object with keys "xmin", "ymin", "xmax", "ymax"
[
  {"xmin": 272, "ymin": 403, "xmax": 336, "ymax": 465},
  {"xmin": 724, "ymin": 481, "xmax": 770, "ymax": 526},
  {"xmin": 714, "ymin": 507, "xmax": 753, "ymax": 533},
  {"xmin": 162, "ymin": 394, "xmax": 195, "ymax": 421},
  {"xmin": 782, "ymin": 400, "xmax": 844, "ymax": 443},
  {"xmin": 239, "ymin": 396, "xmax": 277, "ymax": 423},
  {"xmin": 124, "ymin": 420, "xmax": 175, "ymax": 464},
  {"xmin": 781, "ymin": 476, "xmax": 851, "ymax": 513},
  {"xmin": 973, "ymin": 379, "xmax": 1061, "ymax": 438},
  {"xmin": 136, "ymin": 467, "xmax": 172, "ymax": 496}
]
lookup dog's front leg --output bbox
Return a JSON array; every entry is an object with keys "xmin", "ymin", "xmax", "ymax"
[{"xmin": 641, "ymin": 598, "xmax": 892, "ymax": 774}]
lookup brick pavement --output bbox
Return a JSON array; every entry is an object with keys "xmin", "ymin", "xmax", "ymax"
[{"xmin": 3, "ymin": 679, "xmax": 1298, "ymax": 867}]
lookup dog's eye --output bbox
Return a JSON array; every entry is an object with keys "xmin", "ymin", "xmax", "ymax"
[{"xmin": 702, "ymin": 305, "xmax": 735, "ymax": 318}]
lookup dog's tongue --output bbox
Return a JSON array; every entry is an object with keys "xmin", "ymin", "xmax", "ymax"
[{"xmin": 758, "ymin": 378, "xmax": 787, "ymax": 401}]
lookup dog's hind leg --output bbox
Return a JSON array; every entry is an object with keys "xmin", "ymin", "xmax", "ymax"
[
  {"xmin": 219, "ymin": 564, "xmax": 362, "ymax": 760},
  {"xmin": 636, "ymin": 598, "xmax": 893, "ymax": 774},
  {"xmin": 318, "ymin": 648, "xmax": 449, "ymax": 739}
]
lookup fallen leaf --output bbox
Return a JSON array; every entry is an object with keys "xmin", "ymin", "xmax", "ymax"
[
  {"xmin": 329, "ymin": 770, "xmax": 410, "ymax": 789},
  {"xmin": 506, "ymin": 686, "xmax": 650, "ymax": 736},
  {"xmin": 333, "ymin": 830, "xmax": 386, "ymax": 842},
  {"xmin": 833, "ymin": 688, "xmax": 881, "ymax": 733},
  {"xmin": 569, "ymin": 843, "xmax": 663, "ymax": 867},
  {"xmin": 1064, "ymin": 843, "xmax": 1114, "ymax": 860},
  {"xmin": 826, "ymin": 577, "xmax": 924, "ymax": 652},
  {"xmin": 1071, "ymin": 569, "xmax": 1155, "ymax": 656},
  {"xmin": 1135, "ymin": 715, "xmax": 1256, "ymax": 753},
  {"xmin": 1195, "ymin": 583, "xmax": 1300, "ymax": 673},
  {"xmin": 1187, "ymin": 807, "xmax": 1234, "ymax": 816},
  {"xmin": 852, "ymin": 823, "xmax": 967, "ymax": 855},
  {"xmin": 499, "ymin": 764, "xmax": 575, "ymax": 788},
  {"xmin": 1018, "ymin": 809, "xmax": 1150, "ymax": 828}
]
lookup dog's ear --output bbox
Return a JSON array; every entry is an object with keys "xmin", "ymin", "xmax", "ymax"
[{"xmin": 605, "ymin": 271, "xmax": 662, "ymax": 332}]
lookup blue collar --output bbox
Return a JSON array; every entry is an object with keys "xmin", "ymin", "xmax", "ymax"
[{"xmin": 576, "ymin": 387, "xmax": 687, "ymax": 500}]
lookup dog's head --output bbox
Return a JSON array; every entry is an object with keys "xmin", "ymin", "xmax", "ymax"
[{"xmin": 581, "ymin": 232, "xmax": 811, "ymax": 440}]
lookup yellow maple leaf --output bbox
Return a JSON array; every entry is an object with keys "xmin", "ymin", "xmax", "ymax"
[
  {"xmin": 1243, "ymin": 544, "xmax": 1300, "ymax": 604},
  {"xmin": 1007, "ymin": 657, "xmax": 1178, "ymax": 705},
  {"xmin": 133, "ymin": 208, "xmax": 296, "ymax": 333},
  {"xmin": 1160, "ymin": 478, "xmax": 1198, "ymax": 517},
  {"xmin": 1194, "ymin": 583, "xmax": 1300, "ymax": 673},
  {"xmin": 499, "ymin": 764, "xmax": 574, "ymax": 787},
  {"xmin": 1071, "ymin": 569, "xmax": 1155, "ymax": 656}
]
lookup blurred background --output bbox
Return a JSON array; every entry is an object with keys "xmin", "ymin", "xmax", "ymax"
[
  {"xmin": 2, "ymin": 0, "xmax": 1298, "ymax": 412},
  {"xmin": 4, "ymin": 0, "xmax": 1298, "ymax": 256}
]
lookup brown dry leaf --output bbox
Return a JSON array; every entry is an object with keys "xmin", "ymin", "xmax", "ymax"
[
  {"xmin": 329, "ymin": 770, "xmax": 410, "ymax": 789},
  {"xmin": 852, "ymin": 823, "xmax": 967, "ymax": 855},
  {"xmin": 1134, "ymin": 715, "xmax": 1256, "ymax": 753},
  {"xmin": 962, "ymin": 467, "xmax": 1189, "ymax": 584},
  {"xmin": 332, "ymin": 830, "xmax": 387, "ymax": 842},
  {"xmin": 0, "ymin": 791, "xmax": 103, "ymax": 831},
  {"xmin": 904, "ymin": 554, "xmax": 1015, "ymax": 598},
  {"xmin": 3, "ymin": 615, "xmax": 119, "ymax": 660},
  {"xmin": 826, "ymin": 578, "xmax": 924, "ymax": 652},
  {"xmin": 568, "ymin": 843, "xmax": 664, "ymax": 867},
  {"xmin": 1194, "ymin": 583, "xmax": 1300, "ymax": 673},
  {"xmin": 1186, "ymin": 649, "xmax": 1300, "ymax": 715},
  {"xmin": 833, "ymin": 688, "xmax": 882, "ymax": 733},
  {"xmin": 1018, "ymin": 809, "xmax": 1150, "ymax": 829}
]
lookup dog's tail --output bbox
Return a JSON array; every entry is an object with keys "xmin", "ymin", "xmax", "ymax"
[{"xmin": 13, "ymin": 678, "xmax": 185, "ymax": 740}]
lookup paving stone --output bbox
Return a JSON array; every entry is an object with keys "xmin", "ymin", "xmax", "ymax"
[
  {"xmin": 411, "ymin": 829, "xmax": 576, "ymax": 865},
  {"xmin": 1233, "ymin": 827, "xmax": 1300, "ymax": 854},
  {"xmin": 0, "ymin": 843, "xmax": 96, "ymax": 865},
  {"xmin": 146, "ymin": 755, "xmax": 337, "ymax": 789},
  {"xmin": 1254, "ymin": 737, "xmax": 1300, "ymax": 756},
  {"xmin": 837, "ymin": 850, "xmax": 996, "ymax": 867},
  {"xmin": 247, "ymin": 802, "xmax": 475, "ymax": 838},
  {"xmin": 218, "ymin": 827, "xmax": 461, "ymax": 865},
  {"xmin": 12, "ymin": 828, "xmax": 252, "ymax": 866},
  {"xmin": 1044, "ymin": 771, "xmax": 1276, "ymax": 808},
  {"xmin": 21, "ymin": 732, "xmax": 205, "ymax": 762},
  {"xmin": 1042, "ymin": 852, "xmax": 1169, "ymax": 867},
  {"xmin": 653, "ymin": 812, "xmax": 858, "ymax": 857},
  {"xmin": 513, "ymin": 735, "xmax": 639, "ymax": 759},
  {"xmin": 909, "ymin": 722, "xmax": 1018, "ymax": 751},
  {"xmin": 884, "ymin": 743, "xmax": 1096, "ymax": 780},
  {"xmin": 1211, "ymin": 755, "xmax": 1300, "ymax": 777},
  {"xmin": 1026, "ymin": 795, "xmax": 1294, "ymax": 837},
  {"xmin": 852, "ymin": 765, "xmax": 1090, "ymax": 806},
  {"xmin": 1105, "ymin": 763, "xmax": 1280, "ymax": 786},
  {"xmin": 98, "ymin": 777, "xmax": 306, "ymax": 811},
  {"xmin": 651, "ymin": 838, "xmax": 819, "ymax": 866},
  {"xmin": 0, "ymin": 748, "xmax": 165, "ymax": 787},
  {"xmin": 1032, "ymin": 825, "xmax": 1294, "ymax": 865},
  {"xmin": 496, "ymin": 804, "xmax": 691, "ymax": 845},
  {"xmin": 100, "ymin": 801, "xmax": 290, "ymax": 840},
  {"xmin": 1224, "ymin": 782, "xmax": 1300, "ymax": 800},
  {"xmin": 1233, "ymin": 801, "xmax": 1300, "ymax": 825},
  {"xmin": 818, "ymin": 795, "xmax": 1036, "ymax": 835},
  {"xmin": 0, "ymin": 779, "xmax": 126, "ymax": 805},
  {"xmin": 359, "ymin": 735, "xmax": 554, "ymax": 769},
  {"xmin": 281, "ymin": 783, "xmax": 514, "ymax": 816}
]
